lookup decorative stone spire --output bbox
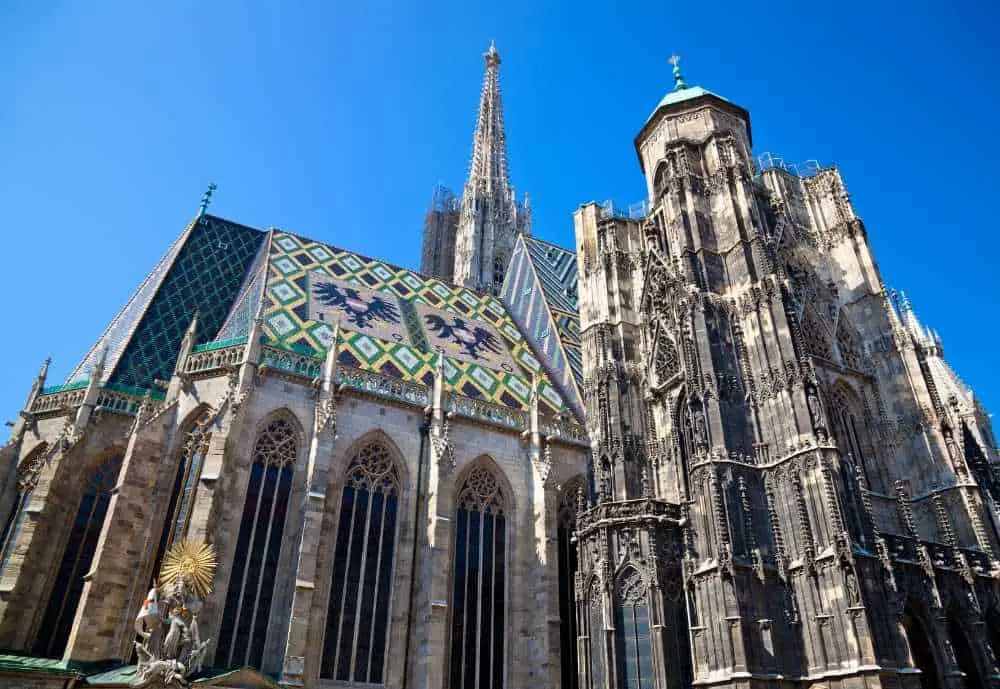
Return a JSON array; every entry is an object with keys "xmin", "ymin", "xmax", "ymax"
[{"xmin": 452, "ymin": 42, "xmax": 528, "ymax": 294}]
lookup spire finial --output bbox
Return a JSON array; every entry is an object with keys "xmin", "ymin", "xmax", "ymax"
[
  {"xmin": 669, "ymin": 55, "xmax": 688, "ymax": 91},
  {"xmin": 484, "ymin": 40, "xmax": 501, "ymax": 67},
  {"xmin": 198, "ymin": 183, "xmax": 217, "ymax": 217}
]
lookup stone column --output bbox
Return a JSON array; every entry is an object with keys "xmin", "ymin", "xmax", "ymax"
[
  {"xmin": 63, "ymin": 420, "xmax": 168, "ymax": 661},
  {"xmin": 279, "ymin": 417, "xmax": 336, "ymax": 686}
]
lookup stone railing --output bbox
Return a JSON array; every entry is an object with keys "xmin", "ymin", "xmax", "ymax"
[
  {"xmin": 540, "ymin": 416, "xmax": 590, "ymax": 446},
  {"xmin": 184, "ymin": 342, "xmax": 247, "ymax": 375},
  {"xmin": 94, "ymin": 389, "xmax": 147, "ymax": 415},
  {"xmin": 31, "ymin": 388, "xmax": 87, "ymax": 414},
  {"xmin": 446, "ymin": 394, "xmax": 526, "ymax": 431},
  {"xmin": 260, "ymin": 344, "xmax": 323, "ymax": 379},
  {"xmin": 336, "ymin": 365, "xmax": 430, "ymax": 408},
  {"xmin": 31, "ymin": 383, "xmax": 163, "ymax": 417}
]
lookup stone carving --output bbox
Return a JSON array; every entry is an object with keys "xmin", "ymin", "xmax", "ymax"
[{"xmin": 133, "ymin": 540, "xmax": 217, "ymax": 688}]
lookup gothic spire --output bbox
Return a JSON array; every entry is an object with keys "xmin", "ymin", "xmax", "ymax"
[{"xmin": 465, "ymin": 40, "xmax": 511, "ymax": 197}]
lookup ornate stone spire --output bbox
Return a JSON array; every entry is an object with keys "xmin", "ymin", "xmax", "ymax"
[{"xmin": 452, "ymin": 41, "xmax": 528, "ymax": 294}]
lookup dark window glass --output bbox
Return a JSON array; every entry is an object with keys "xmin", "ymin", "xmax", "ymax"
[
  {"xmin": 558, "ymin": 481, "xmax": 582, "ymax": 689},
  {"xmin": 614, "ymin": 570, "xmax": 653, "ymax": 689},
  {"xmin": 216, "ymin": 417, "xmax": 298, "ymax": 670},
  {"xmin": 32, "ymin": 454, "xmax": 122, "ymax": 658},
  {"xmin": 450, "ymin": 466, "xmax": 507, "ymax": 689},
  {"xmin": 322, "ymin": 441, "xmax": 400, "ymax": 683},
  {"xmin": 151, "ymin": 414, "xmax": 212, "ymax": 591}
]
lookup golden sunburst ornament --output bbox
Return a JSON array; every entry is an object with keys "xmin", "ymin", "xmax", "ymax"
[{"xmin": 159, "ymin": 540, "xmax": 217, "ymax": 600}]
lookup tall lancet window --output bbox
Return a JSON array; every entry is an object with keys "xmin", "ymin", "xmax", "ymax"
[
  {"xmin": 614, "ymin": 568, "xmax": 652, "ymax": 689},
  {"xmin": 558, "ymin": 480, "xmax": 584, "ymax": 689},
  {"xmin": 33, "ymin": 453, "xmax": 123, "ymax": 657},
  {"xmin": 217, "ymin": 416, "xmax": 298, "ymax": 669},
  {"xmin": 450, "ymin": 465, "xmax": 507, "ymax": 689},
  {"xmin": 322, "ymin": 440, "xmax": 400, "ymax": 683},
  {"xmin": 152, "ymin": 411, "xmax": 212, "ymax": 580},
  {"xmin": 492, "ymin": 255, "xmax": 506, "ymax": 295}
]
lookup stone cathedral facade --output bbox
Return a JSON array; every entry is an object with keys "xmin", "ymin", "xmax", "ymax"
[{"xmin": 0, "ymin": 45, "xmax": 998, "ymax": 689}]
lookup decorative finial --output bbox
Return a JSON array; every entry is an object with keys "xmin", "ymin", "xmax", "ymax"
[
  {"xmin": 484, "ymin": 40, "xmax": 501, "ymax": 67},
  {"xmin": 198, "ymin": 182, "xmax": 217, "ymax": 217},
  {"xmin": 669, "ymin": 55, "xmax": 688, "ymax": 91}
]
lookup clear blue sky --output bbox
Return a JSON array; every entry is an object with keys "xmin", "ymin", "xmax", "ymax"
[{"xmin": 2, "ymin": 1, "xmax": 998, "ymax": 428}]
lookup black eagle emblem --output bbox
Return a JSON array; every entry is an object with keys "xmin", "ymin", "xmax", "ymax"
[
  {"xmin": 313, "ymin": 282, "xmax": 400, "ymax": 328},
  {"xmin": 424, "ymin": 314, "xmax": 503, "ymax": 359}
]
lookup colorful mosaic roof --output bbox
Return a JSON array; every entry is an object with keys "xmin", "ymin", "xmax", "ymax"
[
  {"xmin": 226, "ymin": 229, "xmax": 570, "ymax": 414},
  {"xmin": 501, "ymin": 235, "xmax": 584, "ymax": 418}
]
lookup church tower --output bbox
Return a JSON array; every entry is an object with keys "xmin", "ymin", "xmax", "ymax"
[
  {"xmin": 421, "ymin": 42, "xmax": 530, "ymax": 294},
  {"xmin": 574, "ymin": 57, "xmax": 1000, "ymax": 689}
]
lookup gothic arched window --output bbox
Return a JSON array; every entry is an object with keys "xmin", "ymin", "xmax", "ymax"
[
  {"xmin": 829, "ymin": 387, "xmax": 873, "ymax": 493},
  {"xmin": 0, "ymin": 444, "xmax": 47, "ymax": 574},
  {"xmin": 32, "ymin": 453, "xmax": 123, "ymax": 657},
  {"xmin": 449, "ymin": 465, "xmax": 507, "ymax": 689},
  {"xmin": 152, "ymin": 411, "xmax": 212, "ymax": 583},
  {"xmin": 321, "ymin": 440, "xmax": 400, "ymax": 683},
  {"xmin": 492, "ymin": 255, "xmax": 506, "ymax": 296},
  {"xmin": 558, "ymin": 480, "xmax": 584, "ymax": 689},
  {"xmin": 587, "ymin": 578, "xmax": 606, "ymax": 689},
  {"xmin": 654, "ymin": 336, "xmax": 680, "ymax": 384},
  {"xmin": 614, "ymin": 568, "xmax": 652, "ymax": 689},
  {"xmin": 217, "ymin": 416, "xmax": 298, "ymax": 669}
]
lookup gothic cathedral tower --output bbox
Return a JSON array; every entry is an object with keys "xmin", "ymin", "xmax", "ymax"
[
  {"xmin": 574, "ymin": 60, "xmax": 1000, "ymax": 689},
  {"xmin": 421, "ymin": 42, "xmax": 531, "ymax": 293}
]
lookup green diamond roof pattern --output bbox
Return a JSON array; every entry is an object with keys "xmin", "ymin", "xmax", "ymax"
[
  {"xmin": 107, "ymin": 216, "xmax": 266, "ymax": 388},
  {"xmin": 252, "ymin": 230, "xmax": 570, "ymax": 413}
]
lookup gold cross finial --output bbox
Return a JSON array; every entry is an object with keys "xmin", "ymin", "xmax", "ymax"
[{"xmin": 669, "ymin": 55, "xmax": 681, "ymax": 67}]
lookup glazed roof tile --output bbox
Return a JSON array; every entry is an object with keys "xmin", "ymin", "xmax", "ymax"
[{"xmin": 217, "ymin": 228, "xmax": 570, "ymax": 414}]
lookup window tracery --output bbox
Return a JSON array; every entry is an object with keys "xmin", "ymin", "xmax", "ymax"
[
  {"xmin": 836, "ymin": 317, "xmax": 864, "ymax": 371},
  {"xmin": 153, "ymin": 410, "xmax": 212, "ymax": 585},
  {"xmin": 613, "ymin": 568, "xmax": 652, "ymax": 689},
  {"xmin": 450, "ymin": 465, "xmax": 507, "ymax": 689},
  {"xmin": 654, "ymin": 336, "xmax": 680, "ymax": 384},
  {"xmin": 801, "ymin": 308, "xmax": 833, "ymax": 360},
  {"xmin": 322, "ymin": 439, "xmax": 400, "ymax": 683},
  {"xmin": 217, "ymin": 415, "xmax": 299, "ymax": 670}
]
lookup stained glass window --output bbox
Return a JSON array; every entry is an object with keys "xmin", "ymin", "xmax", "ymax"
[
  {"xmin": 151, "ymin": 411, "xmax": 212, "ymax": 582},
  {"xmin": 32, "ymin": 453, "xmax": 123, "ymax": 657},
  {"xmin": 321, "ymin": 440, "xmax": 401, "ymax": 683},
  {"xmin": 558, "ymin": 480, "xmax": 583, "ymax": 689},
  {"xmin": 216, "ymin": 416, "xmax": 298, "ymax": 669},
  {"xmin": 449, "ymin": 466, "xmax": 506, "ymax": 689},
  {"xmin": 614, "ymin": 569, "xmax": 652, "ymax": 689}
]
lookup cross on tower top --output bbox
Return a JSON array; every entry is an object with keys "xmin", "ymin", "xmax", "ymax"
[{"xmin": 669, "ymin": 54, "xmax": 688, "ymax": 91}]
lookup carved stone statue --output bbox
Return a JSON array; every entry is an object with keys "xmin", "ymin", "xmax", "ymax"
[{"xmin": 132, "ymin": 541, "xmax": 217, "ymax": 689}]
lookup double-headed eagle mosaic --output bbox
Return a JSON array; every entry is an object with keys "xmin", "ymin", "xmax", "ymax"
[
  {"xmin": 424, "ymin": 314, "xmax": 503, "ymax": 360},
  {"xmin": 313, "ymin": 282, "xmax": 401, "ymax": 328}
]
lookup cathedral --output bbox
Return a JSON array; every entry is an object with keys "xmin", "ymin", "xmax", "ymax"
[{"xmin": 0, "ymin": 42, "xmax": 998, "ymax": 689}]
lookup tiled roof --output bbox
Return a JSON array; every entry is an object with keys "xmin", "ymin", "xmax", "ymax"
[
  {"xmin": 501, "ymin": 236, "xmax": 584, "ymax": 418},
  {"xmin": 520, "ymin": 237, "xmax": 583, "ymax": 388},
  {"xmin": 230, "ymin": 230, "xmax": 570, "ymax": 414},
  {"xmin": 67, "ymin": 215, "xmax": 267, "ymax": 390}
]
